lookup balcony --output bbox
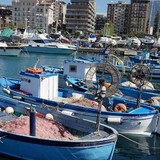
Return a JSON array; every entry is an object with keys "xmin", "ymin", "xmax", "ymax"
[{"xmin": 66, "ymin": 17, "xmax": 89, "ymax": 21}]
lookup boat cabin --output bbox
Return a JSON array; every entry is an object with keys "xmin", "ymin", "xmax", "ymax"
[
  {"xmin": 63, "ymin": 59, "xmax": 97, "ymax": 82},
  {"xmin": 20, "ymin": 71, "xmax": 58, "ymax": 100}
]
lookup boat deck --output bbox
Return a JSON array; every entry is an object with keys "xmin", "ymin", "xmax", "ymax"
[
  {"xmin": 129, "ymin": 107, "xmax": 153, "ymax": 114},
  {"xmin": 80, "ymin": 131, "xmax": 110, "ymax": 140},
  {"xmin": 0, "ymin": 112, "xmax": 17, "ymax": 123}
]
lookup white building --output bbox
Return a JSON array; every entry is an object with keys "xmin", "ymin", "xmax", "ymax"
[{"xmin": 12, "ymin": 0, "xmax": 61, "ymax": 33}]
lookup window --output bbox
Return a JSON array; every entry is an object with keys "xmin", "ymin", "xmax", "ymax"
[{"xmin": 69, "ymin": 65, "xmax": 77, "ymax": 72}]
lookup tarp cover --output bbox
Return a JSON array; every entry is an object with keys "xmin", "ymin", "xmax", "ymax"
[{"xmin": 0, "ymin": 28, "xmax": 15, "ymax": 37}]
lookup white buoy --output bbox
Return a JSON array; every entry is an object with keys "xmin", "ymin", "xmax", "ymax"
[
  {"xmin": 5, "ymin": 107, "xmax": 14, "ymax": 114},
  {"xmin": 45, "ymin": 113, "xmax": 54, "ymax": 120},
  {"xmin": 13, "ymin": 96, "xmax": 22, "ymax": 100},
  {"xmin": 61, "ymin": 110, "xmax": 74, "ymax": 116},
  {"xmin": 2, "ymin": 88, "xmax": 10, "ymax": 94}
]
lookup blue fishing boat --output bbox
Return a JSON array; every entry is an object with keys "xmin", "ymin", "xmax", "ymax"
[
  {"xmin": 0, "ymin": 56, "xmax": 159, "ymax": 106},
  {"xmin": 97, "ymin": 49, "xmax": 160, "ymax": 83},
  {"xmin": 51, "ymin": 57, "xmax": 160, "ymax": 103},
  {"xmin": 1, "ymin": 63, "xmax": 159, "ymax": 137},
  {"xmin": 0, "ymin": 95, "xmax": 117, "ymax": 160},
  {"xmin": 129, "ymin": 51, "xmax": 160, "ymax": 65},
  {"xmin": 0, "ymin": 77, "xmax": 21, "ymax": 88}
]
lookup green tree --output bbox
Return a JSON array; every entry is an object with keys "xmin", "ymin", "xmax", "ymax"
[
  {"xmin": 63, "ymin": 31, "xmax": 70, "ymax": 37},
  {"xmin": 71, "ymin": 30, "xmax": 81, "ymax": 38},
  {"xmin": 17, "ymin": 21, "xmax": 25, "ymax": 29},
  {"xmin": 101, "ymin": 21, "xmax": 114, "ymax": 36}
]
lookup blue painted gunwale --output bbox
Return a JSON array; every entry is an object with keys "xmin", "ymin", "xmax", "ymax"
[
  {"xmin": 0, "ymin": 130, "xmax": 116, "ymax": 147},
  {"xmin": 9, "ymin": 87, "xmax": 158, "ymax": 117},
  {"xmin": 20, "ymin": 71, "xmax": 58, "ymax": 78}
]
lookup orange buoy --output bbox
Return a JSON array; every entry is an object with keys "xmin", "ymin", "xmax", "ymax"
[
  {"xmin": 114, "ymin": 103, "xmax": 127, "ymax": 112},
  {"xmin": 26, "ymin": 68, "xmax": 43, "ymax": 74}
]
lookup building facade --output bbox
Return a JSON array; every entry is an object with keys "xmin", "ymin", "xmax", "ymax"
[
  {"xmin": 95, "ymin": 14, "xmax": 107, "ymax": 34},
  {"xmin": 129, "ymin": 0, "xmax": 150, "ymax": 34},
  {"xmin": 65, "ymin": 0, "xmax": 96, "ymax": 34},
  {"xmin": 107, "ymin": 1, "xmax": 130, "ymax": 35},
  {"xmin": 149, "ymin": 0, "xmax": 160, "ymax": 27},
  {"xmin": 107, "ymin": 0, "xmax": 150, "ymax": 35},
  {"xmin": 59, "ymin": 1, "xmax": 66, "ymax": 25},
  {"xmin": 12, "ymin": 0, "xmax": 63, "ymax": 33}
]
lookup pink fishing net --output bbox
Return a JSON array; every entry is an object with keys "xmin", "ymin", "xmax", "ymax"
[
  {"xmin": 70, "ymin": 98, "xmax": 107, "ymax": 111},
  {"xmin": 1, "ymin": 116, "xmax": 76, "ymax": 140}
]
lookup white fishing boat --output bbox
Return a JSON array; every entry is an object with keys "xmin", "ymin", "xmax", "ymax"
[
  {"xmin": 140, "ymin": 36, "xmax": 155, "ymax": 45},
  {"xmin": 2, "ymin": 61, "xmax": 159, "ymax": 137}
]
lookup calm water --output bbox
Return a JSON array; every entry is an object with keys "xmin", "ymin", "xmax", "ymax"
[{"xmin": 0, "ymin": 52, "xmax": 160, "ymax": 159}]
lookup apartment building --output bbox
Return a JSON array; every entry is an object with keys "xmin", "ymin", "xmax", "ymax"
[
  {"xmin": 59, "ymin": 1, "xmax": 66, "ymax": 25},
  {"xmin": 107, "ymin": 0, "xmax": 150, "ymax": 35},
  {"xmin": 12, "ymin": 0, "xmax": 61, "ymax": 32},
  {"xmin": 95, "ymin": 14, "xmax": 107, "ymax": 34},
  {"xmin": 65, "ymin": 0, "xmax": 96, "ymax": 34},
  {"xmin": 148, "ymin": 0, "xmax": 160, "ymax": 29},
  {"xmin": 129, "ymin": 0, "xmax": 150, "ymax": 34},
  {"xmin": 107, "ymin": 1, "xmax": 130, "ymax": 35}
]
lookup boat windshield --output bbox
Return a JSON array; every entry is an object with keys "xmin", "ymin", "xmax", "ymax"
[
  {"xmin": 43, "ymin": 40, "xmax": 50, "ymax": 44},
  {"xmin": 33, "ymin": 39, "xmax": 50, "ymax": 44}
]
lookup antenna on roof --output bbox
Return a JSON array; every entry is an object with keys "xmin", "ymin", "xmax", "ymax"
[{"xmin": 34, "ymin": 57, "xmax": 40, "ymax": 69}]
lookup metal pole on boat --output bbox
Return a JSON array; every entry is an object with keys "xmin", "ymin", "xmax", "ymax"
[
  {"xmin": 137, "ymin": 83, "xmax": 143, "ymax": 108},
  {"xmin": 30, "ymin": 107, "xmax": 36, "ymax": 136},
  {"xmin": 95, "ymin": 78, "xmax": 106, "ymax": 132},
  {"xmin": 128, "ymin": 64, "xmax": 151, "ymax": 108},
  {"xmin": 85, "ymin": 62, "xmax": 121, "ymax": 133},
  {"xmin": 96, "ymin": 100, "xmax": 103, "ymax": 132}
]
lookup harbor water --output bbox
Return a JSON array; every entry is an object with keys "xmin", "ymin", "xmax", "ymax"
[{"xmin": 0, "ymin": 52, "xmax": 160, "ymax": 159}]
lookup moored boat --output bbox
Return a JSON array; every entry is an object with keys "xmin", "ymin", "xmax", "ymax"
[
  {"xmin": 22, "ymin": 33, "xmax": 76, "ymax": 55},
  {"xmin": 0, "ymin": 42, "xmax": 22, "ymax": 56},
  {"xmin": 0, "ymin": 95, "xmax": 117, "ymax": 160},
  {"xmin": 1, "ymin": 64, "xmax": 159, "ymax": 136}
]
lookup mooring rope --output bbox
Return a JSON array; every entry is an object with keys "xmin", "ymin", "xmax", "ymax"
[{"xmin": 118, "ymin": 133, "xmax": 160, "ymax": 149}]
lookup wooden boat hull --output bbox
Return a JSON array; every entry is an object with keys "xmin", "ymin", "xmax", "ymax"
[{"xmin": 67, "ymin": 105, "xmax": 158, "ymax": 136}]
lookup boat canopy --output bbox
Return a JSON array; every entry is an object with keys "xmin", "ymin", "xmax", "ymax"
[{"xmin": 0, "ymin": 28, "xmax": 15, "ymax": 38}]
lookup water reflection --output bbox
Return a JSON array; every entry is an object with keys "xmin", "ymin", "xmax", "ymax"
[{"xmin": 113, "ymin": 134, "xmax": 160, "ymax": 160}]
